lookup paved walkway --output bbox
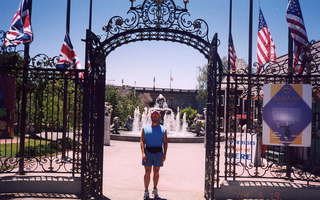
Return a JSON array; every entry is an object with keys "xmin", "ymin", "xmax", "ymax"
[
  {"xmin": 103, "ymin": 140, "xmax": 205, "ymax": 200},
  {"xmin": 3, "ymin": 138, "xmax": 320, "ymax": 199}
]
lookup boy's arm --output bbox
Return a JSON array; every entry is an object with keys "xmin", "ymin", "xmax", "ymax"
[
  {"xmin": 140, "ymin": 129, "xmax": 147, "ymax": 161},
  {"xmin": 163, "ymin": 130, "xmax": 168, "ymax": 161}
]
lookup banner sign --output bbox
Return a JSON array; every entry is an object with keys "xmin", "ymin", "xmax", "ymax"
[
  {"xmin": 229, "ymin": 132, "xmax": 257, "ymax": 163},
  {"xmin": 262, "ymin": 84, "xmax": 312, "ymax": 147}
]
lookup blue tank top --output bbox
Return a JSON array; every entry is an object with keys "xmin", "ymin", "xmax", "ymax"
[{"xmin": 143, "ymin": 125, "xmax": 165, "ymax": 147}]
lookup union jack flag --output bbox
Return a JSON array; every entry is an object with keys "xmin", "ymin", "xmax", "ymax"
[
  {"xmin": 4, "ymin": 0, "xmax": 33, "ymax": 46},
  {"xmin": 257, "ymin": 9, "xmax": 276, "ymax": 73},
  {"xmin": 286, "ymin": 0, "xmax": 308, "ymax": 74},
  {"xmin": 228, "ymin": 34, "xmax": 237, "ymax": 73},
  {"xmin": 56, "ymin": 33, "xmax": 81, "ymax": 70}
]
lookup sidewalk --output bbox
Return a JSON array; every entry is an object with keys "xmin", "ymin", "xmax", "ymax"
[{"xmin": 103, "ymin": 140, "xmax": 205, "ymax": 200}]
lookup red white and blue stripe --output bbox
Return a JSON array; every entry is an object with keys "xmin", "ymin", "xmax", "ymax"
[
  {"xmin": 228, "ymin": 34, "xmax": 237, "ymax": 72},
  {"xmin": 4, "ymin": 0, "xmax": 33, "ymax": 46},
  {"xmin": 56, "ymin": 33, "xmax": 81, "ymax": 70},
  {"xmin": 286, "ymin": 0, "xmax": 309, "ymax": 74},
  {"xmin": 257, "ymin": 9, "xmax": 276, "ymax": 73}
]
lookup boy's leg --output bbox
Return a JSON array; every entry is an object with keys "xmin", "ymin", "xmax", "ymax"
[
  {"xmin": 152, "ymin": 166, "xmax": 160, "ymax": 189},
  {"xmin": 144, "ymin": 166, "xmax": 152, "ymax": 191}
]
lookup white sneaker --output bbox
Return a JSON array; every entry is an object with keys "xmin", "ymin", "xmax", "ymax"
[
  {"xmin": 143, "ymin": 190, "xmax": 149, "ymax": 200},
  {"xmin": 152, "ymin": 188, "xmax": 159, "ymax": 198}
]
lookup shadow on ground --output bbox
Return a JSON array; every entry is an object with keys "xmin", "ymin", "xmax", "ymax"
[
  {"xmin": 0, "ymin": 193, "xmax": 79, "ymax": 199},
  {"xmin": 0, "ymin": 193, "xmax": 112, "ymax": 200},
  {"xmin": 216, "ymin": 180, "xmax": 320, "ymax": 200}
]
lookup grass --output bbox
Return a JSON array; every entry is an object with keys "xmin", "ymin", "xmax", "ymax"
[
  {"xmin": 0, "ymin": 138, "xmax": 76, "ymax": 158},
  {"xmin": 0, "ymin": 139, "xmax": 44, "ymax": 157}
]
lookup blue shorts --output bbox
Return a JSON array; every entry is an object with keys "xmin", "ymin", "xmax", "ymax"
[{"xmin": 142, "ymin": 151, "xmax": 163, "ymax": 167}]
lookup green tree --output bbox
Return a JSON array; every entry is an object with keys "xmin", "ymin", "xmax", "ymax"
[
  {"xmin": 196, "ymin": 64, "xmax": 208, "ymax": 109},
  {"xmin": 180, "ymin": 107, "xmax": 198, "ymax": 126},
  {"xmin": 106, "ymin": 86, "xmax": 143, "ymax": 125},
  {"xmin": 196, "ymin": 57, "xmax": 247, "ymax": 107}
]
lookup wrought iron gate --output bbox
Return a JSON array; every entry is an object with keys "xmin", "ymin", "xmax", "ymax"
[
  {"xmin": 0, "ymin": 48, "xmax": 83, "ymax": 181},
  {"xmin": 81, "ymin": 30, "xmax": 106, "ymax": 199},
  {"xmin": 204, "ymin": 33, "xmax": 221, "ymax": 199},
  {"xmin": 82, "ymin": 0, "xmax": 223, "ymax": 199}
]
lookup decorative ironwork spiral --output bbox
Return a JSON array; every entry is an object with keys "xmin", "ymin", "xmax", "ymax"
[
  {"xmin": 0, "ymin": 30, "xmax": 18, "ymax": 53},
  {"xmin": 258, "ymin": 40, "xmax": 320, "ymax": 76},
  {"xmin": 102, "ymin": 0, "xmax": 210, "ymax": 42},
  {"xmin": 24, "ymin": 157, "xmax": 39, "ymax": 171},
  {"xmin": 29, "ymin": 54, "xmax": 55, "ymax": 69},
  {"xmin": 1, "ymin": 157, "xmax": 19, "ymax": 172}
]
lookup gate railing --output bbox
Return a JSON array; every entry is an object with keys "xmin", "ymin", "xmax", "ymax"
[
  {"xmin": 220, "ymin": 72, "xmax": 320, "ymax": 184},
  {"xmin": 0, "ymin": 52, "xmax": 84, "ymax": 176}
]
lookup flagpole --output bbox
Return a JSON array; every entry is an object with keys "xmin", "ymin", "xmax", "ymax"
[
  {"xmin": 288, "ymin": 31, "xmax": 293, "ymax": 84},
  {"xmin": 19, "ymin": 0, "xmax": 33, "ymax": 175},
  {"xmin": 62, "ymin": 0, "xmax": 72, "ymax": 159},
  {"xmin": 246, "ymin": 0, "xmax": 253, "ymax": 149},
  {"xmin": 248, "ymin": 0, "xmax": 253, "ymax": 75},
  {"xmin": 66, "ymin": 0, "xmax": 71, "ymax": 34},
  {"xmin": 228, "ymin": 0, "xmax": 232, "ymax": 72},
  {"xmin": 288, "ymin": 2, "xmax": 293, "ymax": 84},
  {"xmin": 89, "ymin": 0, "xmax": 93, "ymax": 31},
  {"xmin": 286, "ymin": 0, "xmax": 293, "ymax": 180},
  {"xmin": 225, "ymin": 0, "xmax": 233, "ymax": 180},
  {"xmin": 170, "ymin": 70, "xmax": 172, "ymax": 89}
]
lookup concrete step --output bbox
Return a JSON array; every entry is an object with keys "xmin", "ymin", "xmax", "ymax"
[{"xmin": 0, "ymin": 175, "xmax": 81, "ymax": 194}]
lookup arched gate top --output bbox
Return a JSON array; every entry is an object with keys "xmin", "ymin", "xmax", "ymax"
[{"xmin": 99, "ymin": 0, "xmax": 212, "ymax": 58}]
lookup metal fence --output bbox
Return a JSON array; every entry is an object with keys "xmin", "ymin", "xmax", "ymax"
[
  {"xmin": 0, "ymin": 53, "xmax": 84, "ymax": 176},
  {"xmin": 216, "ymin": 41, "xmax": 320, "ymax": 187}
]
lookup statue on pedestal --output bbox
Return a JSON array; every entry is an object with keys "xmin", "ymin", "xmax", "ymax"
[
  {"xmin": 151, "ymin": 94, "xmax": 172, "ymax": 125},
  {"xmin": 104, "ymin": 102, "xmax": 113, "ymax": 146}
]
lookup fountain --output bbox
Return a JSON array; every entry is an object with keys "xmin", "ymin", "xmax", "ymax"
[
  {"xmin": 110, "ymin": 94, "xmax": 204, "ymax": 143},
  {"xmin": 129, "ymin": 94, "xmax": 194, "ymax": 137},
  {"xmin": 111, "ymin": 94, "xmax": 204, "ymax": 143}
]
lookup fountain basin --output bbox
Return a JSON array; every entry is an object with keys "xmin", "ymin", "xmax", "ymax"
[{"xmin": 110, "ymin": 133, "xmax": 204, "ymax": 143}]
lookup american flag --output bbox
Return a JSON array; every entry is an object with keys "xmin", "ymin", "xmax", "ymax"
[
  {"xmin": 56, "ymin": 33, "xmax": 81, "ymax": 70},
  {"xmin": 228, "ymin": 34, "xmax": 237, "ymax": 72},
  {"xmin": 4, "ymin": 0, "xmax": 33, "ymax": 46},
  {"xmin": 257, "ymin": 9, "xmax": 276, "ymax": 73},
  {"xmin": 286, "ymin": 0, "xmax": 308, "ymax": 74}
]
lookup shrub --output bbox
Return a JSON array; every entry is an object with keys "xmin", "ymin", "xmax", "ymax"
[{"xmin": 180, "ymin": 107, "xmax": 198, "ymax": 126}]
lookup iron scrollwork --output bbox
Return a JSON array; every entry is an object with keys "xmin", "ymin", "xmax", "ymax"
[
  {"xmin": 0, "ymin": 30, "xmax": 18, "ymax": 54},
  {"xmin": 259, "ymin": 40, "xmax": 320, "ymax": 76},
  {"xmin": 103, "ymin": 0, "xmax": 209, "ymax": 41},
  {"xmin": 101, "ymin": 0, "xmax": 210, "ymax": 58}
]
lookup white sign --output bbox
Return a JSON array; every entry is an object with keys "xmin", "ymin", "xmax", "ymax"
[{"xmin": 229, "ymin": 132, "xmax": 257, "ymax": 163}]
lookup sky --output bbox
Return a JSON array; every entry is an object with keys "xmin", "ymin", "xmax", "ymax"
[{"xmin": 1, "ymin": 0, "xmax": 320, "ymax": 89}]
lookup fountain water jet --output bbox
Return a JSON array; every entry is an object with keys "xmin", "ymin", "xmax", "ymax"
[{"xmin": 128, "ymin": 94, "xmax": 193, "ymax": 137}]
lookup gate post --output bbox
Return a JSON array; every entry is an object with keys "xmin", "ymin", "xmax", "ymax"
[
  {"xmin": 205, "ymin": 33, "xmax": 219, "ymax": 200},
  {"xmin": 81, "ymin": 29, "xmax": 105, "ymax": 200},
  {"xmin": 18, "ymin": 43, "xmax": 31, "ymax": 175}
]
